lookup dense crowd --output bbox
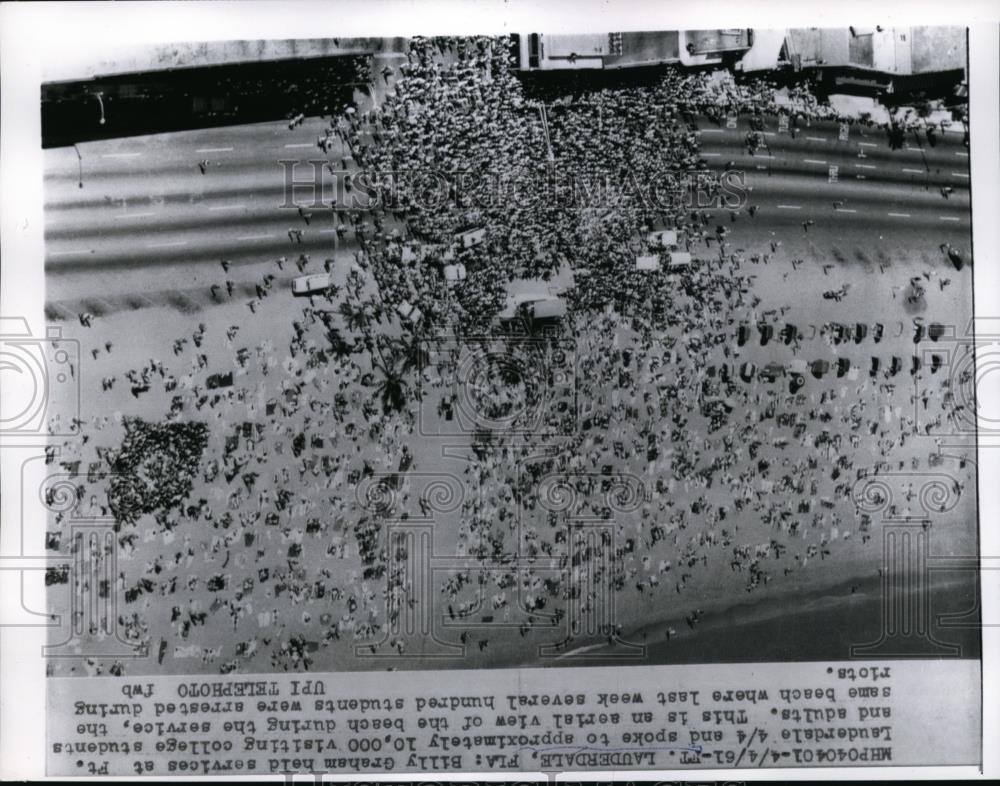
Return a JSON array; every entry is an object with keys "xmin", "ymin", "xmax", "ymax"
[{"xmin": 46, "ymin": 36, "xmax": 973, "ymax": 675}]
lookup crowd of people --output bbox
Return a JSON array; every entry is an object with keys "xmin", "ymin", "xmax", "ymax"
[{"xmin": 46, "ymin": 35, "xmax": 973, "ymax": 676}]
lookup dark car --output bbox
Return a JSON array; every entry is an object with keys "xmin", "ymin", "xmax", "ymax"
[
  {"xmin": 207, "ymin": 371, "xmax": 234, "ymax": 389},
  {"xmin": 810, "ymin": 359, "xmax": 830, "ymax": 379},
  {"xmin": 760, "ymin": 362, "xmax": 785, "ymax": 382}
]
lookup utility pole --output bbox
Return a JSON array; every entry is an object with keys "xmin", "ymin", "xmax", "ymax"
[{"xmin": 73, "ymin": 143, "xmax": 83, "ymax": 188}]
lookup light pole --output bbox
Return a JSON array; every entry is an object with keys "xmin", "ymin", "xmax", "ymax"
[{"xmin": 73, "ymin": 143, "xmax": 83, "ymax": 188}]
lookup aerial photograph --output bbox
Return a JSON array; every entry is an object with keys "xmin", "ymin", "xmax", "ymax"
[{"xmin": 39, "ymin": 27, "xmax": 979, "ymax": 676}]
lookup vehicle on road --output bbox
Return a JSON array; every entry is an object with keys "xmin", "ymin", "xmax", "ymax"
[
  {"xmin": 497, "ymin": 293, "xmax": 567, "ymax": 328},
  {"xmin": 667, "ymin": 251, "xmax": 693, "ymax": 269},
  {"xmin": 647, "ymin": 229, "xmax": 679, "ymax": 249},
  {"xmin": 292, "ymin": 273, "xmax": 335, "ymax": 296}
]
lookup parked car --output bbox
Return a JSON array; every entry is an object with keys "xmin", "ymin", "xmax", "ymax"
[{"xmin": 292, "ymin": 273, "xmax": 335, "ymax": 296}]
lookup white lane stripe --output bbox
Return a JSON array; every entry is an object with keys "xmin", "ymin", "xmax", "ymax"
[
  {"xmin": 835, "ymin": 208, "xmax": 858, "ymax": 213},
  {"xmin": 951, "ymin": 172, "xmax": 970, "ymax": 178},
  {"xmin": 902, "ymin": 168, "xmax": 924, "ymax": 173},
  {"xmin": 284, "ymin": 143, "xmax": 315, "ymax": 149},
  {"xmin": 803, "ymin": 159, "xmax": 827, "ymax": 165},
  {"xmin": 887, "ymin": 212, "xmax": 911, "ymax": 218},
  {"xmin": 939, "ymin": 216, "xmax": 961, "ymax": 222},
  {"xmin": 806, "ymin": 136, "xmax": 827, "ymax": 142},
  {"xmin": 698, "ymin": 129, "xmax": 724, "ymax": 134},
  {"xmin": 101, "ymin": 152, "xmax": 141, "ymax": 159},
  {"xmin": 762, "ymin": 131, "xmax": 776, "ymax": 137},
  {"xmin": 777, "ymin": 205, "xmax": 801, "ymax": 210},
  {"xmin": 49, "ymin": 249, "xmax": 90, "ymax": 256},
  {"xmin": 955, "ymin": 151, "xmax": 969, "ymax": 157},
  {"xmin": 755, "ymin": 165, "xmax": 768, "ymax": 170},
  {"xmin": 700, "ymin": 152, "xmax": 721, "ymax": 157},
  {"xmin": 855, "ymin": 164, "xmax": 877, "ymax": 169},
  {"xmin": 858, "ymin": 142, "xmax": 877, "ymax": 148},
  {"xmin": 906, "ymin": 146, "xmax": 922, "ymax": 152},
  {"xmin": 319, "ymin": 228, "xmax": 339, "ymax": 234},
  {"xmin": 115, "ymin": 212, "xmax": 155, "ymax": 219},
  {"xmin": 208, "ymin": 204, "xmax": 246, "ymax": 211},
  {"xmin": 146, "ymin": 240, "xmax": 188, "ymax": 248},
  {"xmin": 237, "ymin": 233, "xmax": 275, "ymax": 241},
  {"xmin": 196, "ymin": 146, "xmax": 234, "ymax": 153}
]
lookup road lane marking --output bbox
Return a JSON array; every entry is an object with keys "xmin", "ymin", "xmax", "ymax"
[
  {"xmin": 146, "ymin": 240, "xmax": 188, "ymax": 248},
  {"xmin": 700, "ymin": 152, "xmax": 721, "ymax": 157},
  {"xmin": 777, "ymin": 205, "xmax": 801, "ymax": 210},
  {"xmin": 951, "ymin": 172, "xmax": 969, "ymax": 178},
  {"xmin": 755, "ymin": 165, "xmax": 768, "ymax": 170},
  {"xmin": 806, "ymin": 136, "xmax": 827, "ymax": 142},
  {"xmin": 902, "ymin": 168, "xmax": 924, "ymax": 174},
  {"xmin": 208, "ymin": 204, "xmax": 246, "ymax": 211},
  {"xmin": 855, "ymin": 164, "xmax": 877, "ymax": 169},
  {"xmin": 115, "ymin": 212, "xmax": 155, "ymax": 219},
  {"xmin": 196, "ymin": 146, "xmax": 234, "ymax": 153},
  {"xmin": 698, "ymin": 129, "xmax": 723, "ymax": 134},
  {"xmin": 858, "ymin": 142, "xmax": 877, "ymax": 148},
  {"xmin": 803, "ymin": 159, "xmax": 827, "ymax": 165},
  {"xmin": 101, "ymin": 152, "xmax": 141, "ymax": 159},
  {"xmin": 762, "ymin": 132, "xmax": 776, "ymax": 137},
  {"xmin": 939, "ymin": 216, "xmax": 961, "ymax": 222},
  {"xmin": 284, "ymin": 143, "xmax": 315, "ymax": 149},
  {"xmin": 237, "ymin": 233, "xmax": 275, "ymax": 241},
  {"xmin": 835, "ymin": 208, "xmax": 857, "ymax": 213},
  {"xmin": 887, "ymin": 212, "xmax": 911, "ymax": 218},
  {"xmin": 955, "ymin": 151, "xmax": 969, "ymax": 157},
  {"xmin": 907, "ymin": 146, "xmax": 922, "ymax": 152},
  {"xmin": 319, "ymin": 228, "xmax": 339, "ymax": 234},
  {"xmin": 49, "ymin": 249, "xmax": 90, "ymax": 256}
]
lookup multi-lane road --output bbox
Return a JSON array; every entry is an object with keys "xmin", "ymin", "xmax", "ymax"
[{"xmin": 43, "ymin": 108, "xmax": 971, "ymax": 318}]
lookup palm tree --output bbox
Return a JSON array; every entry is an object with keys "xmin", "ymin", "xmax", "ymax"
[
  {"xmin": 339, "ymin": 300, "xmax": 370, "ymax": 336},
  {"xmin": 395, "ymin": 335, "xmax": 428, "ymax": 377},
  {"xmin": 325, "ymin": 326, "xmax": 356, "ymax": 358},
  {"xmin": 371, "ymin": 351, "xmax": 410, "ymax": 414}
]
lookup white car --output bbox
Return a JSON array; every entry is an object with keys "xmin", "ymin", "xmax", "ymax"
[
  {"xmin": 647, "ymin": 229, "xmax": 678, "ymax": 249},
  {"xmin": 292, "ymin": 273, "xmax": 334, "ymax": 296},
  {"xmin": 497, "ymin": 293, "xmax": 566, "ymax": 322}
]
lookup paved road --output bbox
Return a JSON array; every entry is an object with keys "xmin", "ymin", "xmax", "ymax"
[{"xmin": 43, "ymin": 109, "xmax": 971, "ymax": 317}]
